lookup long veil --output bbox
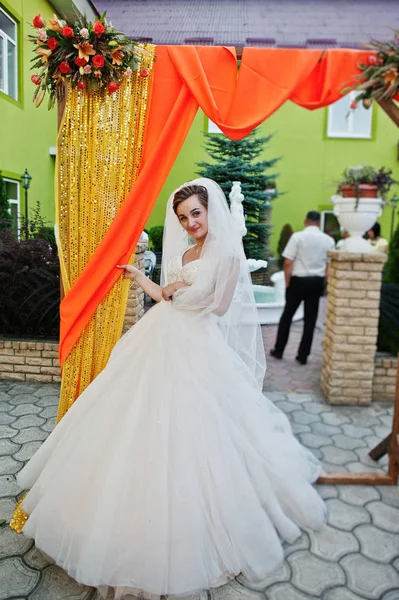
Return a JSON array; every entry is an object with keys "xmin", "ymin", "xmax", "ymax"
[{"xmin": 161, "ymin": 178, "xmax": 266, "ymax": 390}]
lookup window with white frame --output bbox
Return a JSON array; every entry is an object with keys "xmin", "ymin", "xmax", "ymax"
[
  {"xmin": 4, "ymin": 178, "xmax": 20, "ymax": 231},
  {"xmin": 321, "ymin": 210, "xmax": 340, "ymax": 239},
  {"xmin": 0, "ymin": 7, "xmax": 18, "ymax": 100},
  {"xmin": 327, "ymin": 91, "xmax": 372, "ymax": 139},
  {"xmin": 207, "ymin": 118, "xmax": 224, "ymax": 134}
]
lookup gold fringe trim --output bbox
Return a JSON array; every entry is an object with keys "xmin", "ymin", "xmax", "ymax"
[{"xmin": 10, "ymin": 494, "xmax": 28, "ymax": 534}]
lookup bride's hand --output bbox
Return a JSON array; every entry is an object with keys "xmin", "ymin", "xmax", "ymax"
[
  {"xmin": 161, "ymin": 283, "xmax": 177, "ymax": 301},
  {"xmin": 161, "ymin": 281, "xmax": 188, "ymax": 301},
  {"xmin": 116, "ymin": 264, "xmax": 140, "ymax": 281}
]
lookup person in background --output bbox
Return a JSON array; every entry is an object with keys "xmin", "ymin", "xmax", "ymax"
[
  {"xmin": 367, "ymin": 222, "xmax": 388, "ymax": 253},
  {"xmin": 270, "ymin": 210, "xmax": 335, "ymax": 365}
]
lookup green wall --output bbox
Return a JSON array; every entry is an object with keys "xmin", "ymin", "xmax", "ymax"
[
  {"xmin": 145, "ymin": 102, "xmax": 399, "ymax": 254},
  {"xmin": 0, "ymin": 0, "xmax": 57, "ymax": 224},
  {"xmin": 145, "ymin": 110, "xmax": 209, "ymax": 229}
]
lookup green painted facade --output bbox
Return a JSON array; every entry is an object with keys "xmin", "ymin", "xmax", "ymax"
[
  {"xmin": 0, "ymin": 0, "xmax": 58, "ymax": 226},
  {"xmin": 145, "ymin": 102, "xmax": 399, "ymax": 254},
  {"xmin": 0, "ymin": 0, "xmax": 96, "ymax": 228}
]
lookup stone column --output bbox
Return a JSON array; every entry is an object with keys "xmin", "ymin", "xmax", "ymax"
[
  {"xmin": 321, "ymin": 251, "xmax": 387, "ymax": 405},
  {"xmin": 373, "ymin": 352, "xmax": 398, "ymax": 402},
  {"xmin": 122, "ymin": 241, "xmax": 146, "ymax": 334}
]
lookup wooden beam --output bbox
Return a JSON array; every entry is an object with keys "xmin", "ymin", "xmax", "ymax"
[
  {"xmin": 235, "ymin": 46, "xmax": 243, "ymax": 60},
  {"xmin": 378, "ymin": 98, "xmax": 399, "ymax": 128},
  {"xmin": 369, "ymin": 433, "xmax": 391, "ymax": 460},
  {"xmin": 318, "ymin": 472, "xmax": 394, "ymax": 485},
  {"xmin": 388, "ymin": 354, "xmax": 399, "ymax": 484}
]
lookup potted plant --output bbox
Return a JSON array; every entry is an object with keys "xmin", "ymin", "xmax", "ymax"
[
  {"xmin": 331, "ymin": 165, "xmax": 397, "ymax": 252},
  {"xmin": 337, "ymin": 165, "xmax": 397, "ymax": 202}
]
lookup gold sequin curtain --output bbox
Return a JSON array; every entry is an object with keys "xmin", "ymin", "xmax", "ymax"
[{"xmin": 56, "ymin": 48, "xmax": 155, "ymax": 421}]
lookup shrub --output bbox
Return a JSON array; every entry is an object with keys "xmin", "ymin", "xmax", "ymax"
[
  {"xmin": 377, "ymin": 223, "xmax": 399, "ymax": 355},
  {"xmin": 277, "ymin": 223, "xmax": 293, "ymax": 268},
  {"xmin": 277, "ymin": 224, "xmax": 293, "ymax": 257},
  {"xmin": 148, "ymin": 225, "xmax": 164, "ymax": 253},
  {"xmin": 0, "ymin": 229, "xmax": 60, "ymax": 339}
]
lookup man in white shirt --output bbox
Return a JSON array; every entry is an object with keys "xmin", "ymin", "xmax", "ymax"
[{"xmin": 270, "ymin": 211, "xmax": 335, "ymax": 365}]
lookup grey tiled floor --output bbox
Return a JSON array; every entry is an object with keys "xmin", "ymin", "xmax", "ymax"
[{"xmin": 0, "ymin": 380, "xmax": 398, "ymax": 600}]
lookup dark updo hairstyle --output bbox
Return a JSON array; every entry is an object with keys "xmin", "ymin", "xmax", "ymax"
[
  {"xmin": 370, "ymin": 222, "xmax": 381, "ymax": 238},
  {"xmin": 172, "ymin": 184, "xmax": 208, "ymax": 214}
]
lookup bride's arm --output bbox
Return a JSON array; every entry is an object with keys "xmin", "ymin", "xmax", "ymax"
[
  {"xmin": 117, "ymin": 265, "xmax": 189, "ymax": 303},
  {"xmin": 117, "ymin": 264, "xmax": 163, "ymax": 302},
  {"xmin": 161, "ymin": 281, "xmax": 189, "ymax": 301}
]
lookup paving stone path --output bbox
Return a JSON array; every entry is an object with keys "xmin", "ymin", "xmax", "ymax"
[{"xmin": 262, "ymin": 297, "xmax": 327, "ymax": 394}]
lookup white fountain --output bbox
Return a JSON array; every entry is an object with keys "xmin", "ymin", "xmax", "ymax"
[{"xmin": 229, "ymin": 181, "xmax": 303, "ymax": 325}]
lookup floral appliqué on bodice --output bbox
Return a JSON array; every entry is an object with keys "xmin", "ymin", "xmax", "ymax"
[{"xmin": 167, "ymin": 253, "xmax": 200, "ymax": 286}]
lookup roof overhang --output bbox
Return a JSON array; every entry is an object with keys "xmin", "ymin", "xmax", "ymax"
[{"xmin": 50, "ymin": 0, "xmax": 99, "ymax": 20}]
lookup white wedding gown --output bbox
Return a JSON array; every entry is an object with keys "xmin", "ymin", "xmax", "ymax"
[{"xmin": 17, "ymin": 254, "xmax": 327, "ymax": 599}]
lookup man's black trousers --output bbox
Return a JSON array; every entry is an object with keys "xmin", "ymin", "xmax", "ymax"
[{"xmin": 274, "ymin": 275, "xmax": 325, "ymax": 360}]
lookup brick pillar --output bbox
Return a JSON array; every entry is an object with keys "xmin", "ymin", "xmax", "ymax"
[
  {"xmin": 122, "ymin": 241, "xmax": 146, "ymax": 334},
  {"xmin": 321, "ymin": 251, "xmax": 387, "ymax": 405}
]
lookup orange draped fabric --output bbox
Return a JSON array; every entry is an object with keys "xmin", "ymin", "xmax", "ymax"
[{"xmin": 59, "ymin": 45, "xmax": 372, "ymax": 366}]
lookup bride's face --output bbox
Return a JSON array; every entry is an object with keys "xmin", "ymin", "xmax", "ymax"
[{"xmin": 176, "ymin": 195, "xmax": 208, "ymax": 241}]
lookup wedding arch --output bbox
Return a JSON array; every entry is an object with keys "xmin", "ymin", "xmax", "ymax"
[{"xmin": 52, "ymin": 42, "xmax": 398, "ymax": 485}]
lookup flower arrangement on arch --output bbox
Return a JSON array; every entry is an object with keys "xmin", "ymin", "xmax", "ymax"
[
  {"xmin": 29, "ymin": 11, "xmax": 154, "ymax": 108},
  {"xmin": 351, "ymin": 32, "xmax": 399, "ymax": 109}
]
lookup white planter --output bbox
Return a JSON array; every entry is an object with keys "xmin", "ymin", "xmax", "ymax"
[{"xmin": 331, "ymin": 194, "xmax": 384, "ymax": 253}]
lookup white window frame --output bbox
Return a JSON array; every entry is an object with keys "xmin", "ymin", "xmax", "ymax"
[
  {"xmin": 4, "ymin": 177, "xmax": 20, "ymax": 236},
  {"xmin": 207, "ymin": 118, "xmax": 224, "ymax": 134},
  {"xmin": 321, "ymin": 210, "xmax": 340, "ymax": 234},
  {"xmin": 0, "ymin": 6, "xmax": 18, "ymax": 100},
  {"xmin": 327, "ymin": 91, "xmax": 372, "ymax": 139}
]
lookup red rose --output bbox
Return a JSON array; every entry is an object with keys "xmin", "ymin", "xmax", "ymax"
[
  {"xmin": 77, "ymin": 80, "xmax": 85, "ymax": 90},
  {"xmin": 47, "ymin": 37, "xmax": 58, "ymax": 50},
  {"xmin": 62, "ymin": 26, "xmax": 74, "ymax": 38},
  {"xmin": 376, "ymin": 58, "xmax": 384, "ymax": 66},
  {"xmin": 32, "ymin": 14, "xmax": 45, "ymax": 28},
  {"xmin": 59, "ymin": 61, "xmax": 71, "ymax": 74},
  {"xmin": 107, "ymin": 81, "xmax": 120, "ymax": 93},
  {"xmin": 140, "ymin": 69, "xmax": 149, "ymax": 78},
  {"xmin": 31, "ymin": 74, "xmax": 41, "ymax": 86},
  {"xmin": 350, "ymin": 100, "xmax": 358, "ymax": 110},
  {"xmin": 93, "ymin": 20, "xmax": 105, "ymax": 37},
  {"xmin": 368, "ymin": 55, "xmax": 377, "ymax": 65},
  {"xmin": 92, "ymin": 54, "xmax": 105, "ymax": 68},
  {"xmin": 74, "ymin": 57, "xmax": 87, "ymax": 67}
]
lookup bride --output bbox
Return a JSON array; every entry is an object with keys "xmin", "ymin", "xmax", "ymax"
[{"xmin": 15, "ymin": 178, "xmax": 327, "ymax": 599}]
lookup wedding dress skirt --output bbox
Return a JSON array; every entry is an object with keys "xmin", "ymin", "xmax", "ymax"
[{"xmin": 17, "ymin": 262, "xmax": 327, "ymax": 599}]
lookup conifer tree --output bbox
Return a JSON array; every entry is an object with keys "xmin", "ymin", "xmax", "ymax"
[{"xmin": 196, "ymin": 129, "xmax": 280, "ymax": 259}]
